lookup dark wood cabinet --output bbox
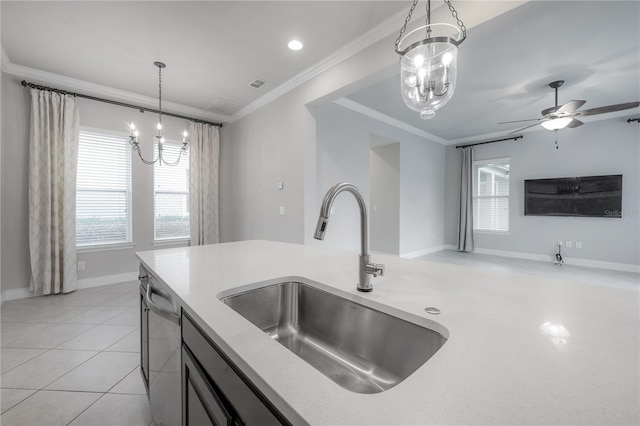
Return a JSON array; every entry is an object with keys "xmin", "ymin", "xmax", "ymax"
[
  {"xmin": 181, "ymin": 312, "xmax": 289, "ymax": 426},
  {"xmin": 182, "ymin": 345, "xmax": 233, "ymax": 426}
]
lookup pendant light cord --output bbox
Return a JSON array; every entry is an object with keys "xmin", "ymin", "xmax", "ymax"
[{"xmin": 158, "ymin": 65, "xmax": 162, "ymax": 128}]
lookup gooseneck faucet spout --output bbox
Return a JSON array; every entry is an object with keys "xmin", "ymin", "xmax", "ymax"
[{"xmin": 314, "ymin": 183, "xmax": 385, "ymax": 292}]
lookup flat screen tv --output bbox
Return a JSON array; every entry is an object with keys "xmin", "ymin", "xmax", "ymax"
[{"xmin": 524, "ymin": 174, "xmax": 622, "ymax": 218}]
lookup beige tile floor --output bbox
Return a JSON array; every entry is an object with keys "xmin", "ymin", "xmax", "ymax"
[{"xmin": 0, "ymin": 281, "xmax": 151, "ymax": 426}]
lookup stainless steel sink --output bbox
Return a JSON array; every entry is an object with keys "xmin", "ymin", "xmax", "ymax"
[{"xmin": 220, "ymin": 281, "xmax": 447, "ymax": 394}]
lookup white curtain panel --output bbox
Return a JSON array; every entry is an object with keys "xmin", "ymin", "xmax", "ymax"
[
  {"xmin": 189, "ymin": 122, "xmax": 220, "ymax": 245},
  {"xmin": 457, "ymin": 146, "xmax": 474, "ymax": 252},
  {"xmin": 28, "ymin": 89, "xmax": 80, "ymax": 295}
]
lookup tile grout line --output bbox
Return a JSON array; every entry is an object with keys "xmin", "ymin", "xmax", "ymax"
[
  {"xmin": 0, "ymin": 388, "xmax": 40, "ymax": 415},
  {"xmin": 104, "ymin": 364, "xmax": 140, "ymax": 394},
  {"xmin": 64, "ymin": 391, "xmax": 108, "ymax": 426},
  {"xmin": 1, "ymin": 282, "xmax": 145, "ymax": 423}
]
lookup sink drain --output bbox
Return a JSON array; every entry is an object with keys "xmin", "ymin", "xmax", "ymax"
[{"xmin": 424, "ymin": 307, "xmax": 441, "ymax": 315}]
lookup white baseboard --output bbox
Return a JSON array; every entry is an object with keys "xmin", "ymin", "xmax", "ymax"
[
  {"xmin": 1, "ymin": 271, "xmax": 139, "ymax": 303},
  {"xmin": 561, "ymin": 257, "xmax": 640, "ymax": 274},
  {"xmin": 473, "ymin": 247, "xmax": 551, "ymax": 263},
  {"xmin": 77, "ymin": 272, "xmax": 139, "ymax": 290},
  {"xmin": 401, "ymin": 245, "xmax": 453, "ymax": 259},
  {"xmin": 472, "ymin": 247, "xmax": 639, "ymax": 273},
  {"xmin": 1, "ymin": 287, "xmax": 34, "ymax": 303}
]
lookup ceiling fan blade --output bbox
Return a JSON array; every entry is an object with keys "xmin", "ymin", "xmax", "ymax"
[
  {"xmin": 577, "ymin": 102, "xmax": 640, "ymax": 117},
  {"xmin": 566, "ymin": 119, "xmax": 584, "ymax": 128},
  {"xmin": 507, "ymin": 122, "xmax": 541, "ymax": 135},
  {"xmin": 498, "ymin": 118, "xmax": 543, "ymax": 124},
  {"xmin": 555, "ymin": 100, "xmax": 587, "ymax": 114}
]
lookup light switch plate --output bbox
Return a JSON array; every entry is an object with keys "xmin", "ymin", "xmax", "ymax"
[
  {"xmin": 279, "ymin": 206, "xmax": 285, "ymax": 215},
  {"xmin": 576, "ymin": 241, "xmax": 582, "ymax": 249},
  {"xmin": 566, "ymin": 241, "xmax": 572, "ymax": 248}
]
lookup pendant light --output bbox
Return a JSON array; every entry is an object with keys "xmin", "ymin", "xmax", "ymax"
[
  {"xmin": 129, "ymin": 62, "xmax": 188, "ymax": 166},
  {"xmin": 395, "ymin": 0, "xmax": 466, "ymax": 119}
]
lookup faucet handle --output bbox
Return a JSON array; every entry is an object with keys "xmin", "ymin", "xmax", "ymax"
[{"xmin": 369, "ymin": 263, "xmax": 385, "ymax": 278}]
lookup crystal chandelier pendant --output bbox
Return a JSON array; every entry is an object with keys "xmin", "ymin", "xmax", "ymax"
[{"xmin": 398, "ymin": 23, "xmax": 462, "ymax": 119}]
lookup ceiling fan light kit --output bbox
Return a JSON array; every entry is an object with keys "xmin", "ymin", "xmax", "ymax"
[
  {"xmin": 395, "ymin": 0, "xmax": 466, "ymax": 120},
  {"xmin": 540, "ymin": 117, "xmax": 573, "ymax": 131}
]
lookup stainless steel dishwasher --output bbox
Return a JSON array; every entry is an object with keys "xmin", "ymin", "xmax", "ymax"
[{"xmin": 139, "ymin": 267, "xmax": 181, "ymax": 426}]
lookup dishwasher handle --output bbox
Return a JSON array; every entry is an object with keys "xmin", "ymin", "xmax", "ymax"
[{"xmin": 145, "ymin": 282, "xmax": 181, "ymax": 325}]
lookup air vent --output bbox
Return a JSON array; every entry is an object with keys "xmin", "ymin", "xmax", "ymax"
[{"xmin": 249, "ymin": 79, "xmax": 267, "ymax": 89}]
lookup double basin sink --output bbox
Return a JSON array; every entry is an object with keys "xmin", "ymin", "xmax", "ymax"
[{"xmin": 220, "ymin": 280, "xmax": 446, "ymax": 394}]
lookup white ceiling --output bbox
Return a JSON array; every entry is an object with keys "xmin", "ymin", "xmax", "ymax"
[
  {"xmin": 1, "ymin": 1, "xmax": 408, "ymax": 115},
  {"xmin": 2, "ymin": 1, "xmax": 638, "ymax": 137},
  {"xmin": 347, "ymin": 0, "xmax": 640, "ymax": 142}
]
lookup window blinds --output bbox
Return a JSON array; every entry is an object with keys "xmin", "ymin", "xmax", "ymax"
[
  {"xmin": 473, "ymin": 160, "xmax": 510, "ymax": 232},
  {"xmin": 76, "ymin": 130, "xmax": 132, "ymax": 246},
  {"xmin": 154, "ymin": 143, "xmax": 190, "ymax": 240}
]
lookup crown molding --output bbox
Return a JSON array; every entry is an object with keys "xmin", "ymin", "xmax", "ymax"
[
  {"xmin": 228, "ymin": 7, "xmax": 429, "ymax": 124},
  {"xmin": 2, "ymin": 58, "xmax": 230, "ymax": 124},
  {"xmin": 334, "ymin": 97, "xmax": 449, "ymax": 145}
]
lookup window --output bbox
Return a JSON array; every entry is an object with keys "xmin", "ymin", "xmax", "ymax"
[
  {"xmin": 154, "ymin": 142, "xmax": 190, "ymax": 240},
  {"xmin": 473, "ymin": 159, "xmax": 510, "ymax": 232},
  {"xmin": 76, "ymin": 129, "xmax": 132, "ymax": 247}
]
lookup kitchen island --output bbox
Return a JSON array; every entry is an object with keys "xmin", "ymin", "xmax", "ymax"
[{"xmin": 136, "ymin": 240, "xmax": 639, "ymax": 425}]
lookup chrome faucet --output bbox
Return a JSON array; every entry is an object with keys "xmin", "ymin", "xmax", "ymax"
[{"xmin": 314, "ymin": 183, "xmax": 385, "ymax": 292}]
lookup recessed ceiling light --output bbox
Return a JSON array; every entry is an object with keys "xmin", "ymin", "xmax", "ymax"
[{"xmin": 288, "ymin": 40, "xmax": 303, "ymax": 51}]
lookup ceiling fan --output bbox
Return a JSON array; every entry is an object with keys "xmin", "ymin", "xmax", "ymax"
[{"xmin": 499, "ymin": 80, "xmax": 640, "ymax": 134}]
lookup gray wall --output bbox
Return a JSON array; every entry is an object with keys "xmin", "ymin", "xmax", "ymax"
[
  {"xmin": 311, "ymin": 102, "xmax": 445, "ymax": 256},
  {"xmin": 444, "ymin": 118, "xmax": 640, "ymax": 266},
  {"xmin": 219, "ymin": 89, "xmax": 313, "ymax": 244},
  {"xmin": 399, "ymin": 129, "xmax": 445, "ymax": 256},
  {"xmin": 1, "ymin": 73, "xmax": 194, "ymax": 292},
  {"xmin": 370, "ymin": 142, "xmax": 400, "ymax": 255}
]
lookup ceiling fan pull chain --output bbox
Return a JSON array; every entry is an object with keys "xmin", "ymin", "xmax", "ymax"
[{"xmin": 554, "ymin": 130, "xmax": 559, "ymax": 149}]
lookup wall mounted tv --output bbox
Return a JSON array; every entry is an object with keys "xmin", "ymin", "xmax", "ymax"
[{"xmin": 524, "ymin": 175, "xmax": 622, "ymax": 218}]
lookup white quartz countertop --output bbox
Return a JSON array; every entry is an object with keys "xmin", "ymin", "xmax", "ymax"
[{"xmin": 136, "ymin": 240, "xmax": 639, "ymax": 425}]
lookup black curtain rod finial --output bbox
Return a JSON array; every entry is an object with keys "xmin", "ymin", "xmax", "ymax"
[{"xmin": 627, "ymin": 117, "xmax": 640, "ymax": 123}]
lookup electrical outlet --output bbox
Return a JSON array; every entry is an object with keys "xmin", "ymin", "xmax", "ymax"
[
  {"xmin": 77, "ymin": 261, "xmax": 85, "ymax": 271},
  {"xmin": 279, "ymin": 206, "xmax": 285, "ymax": 216},
  {"xmin": 276, "ymin": 182, "xmax": 284, "ymax": 190},
  {"xmin": 576, "ymin": 241, "xmax": 582, "ymax": 249},
  {"xmin": 566, "ymin": 241, "xmax": 573, "ymax": 248}
]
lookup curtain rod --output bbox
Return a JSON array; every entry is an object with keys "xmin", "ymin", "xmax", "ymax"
[
  {"xmin": 21, "ymin": 80, "xmax": 223, "ymax": 128},
  {"xmin": 455, "ymin": 135, "xmax": 523, "ymax": 149}
]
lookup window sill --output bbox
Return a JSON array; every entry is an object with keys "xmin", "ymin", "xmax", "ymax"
[
  {"xmin": 77, "ymin": 243, "xmax": 135, "ymax": 253},
  {"xmin": 473, "ymin": 229, "xmax": 511, "ymax": 235},
  {"xmin": 152, "ymin": 239, "xmax": 190, "ymax": 247}
]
